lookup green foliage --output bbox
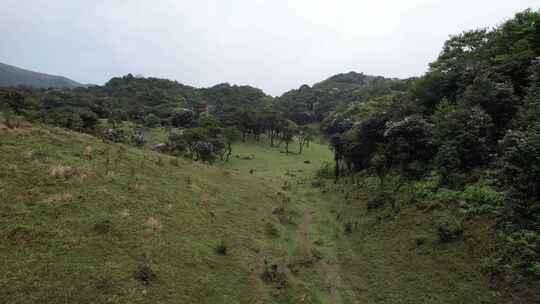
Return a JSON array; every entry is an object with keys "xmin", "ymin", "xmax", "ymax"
[
  {"xmin": 144, "ymin": 113, "xmax": 160, "ymax": 128},
  {"xmin": 315, "ymin": 161, "xmax": 334, "ymax": 179},
  {"xmin": 196, "ymin": 112, "xmax": 217, "ymax": 128},
  {"xmin": 433, "ymin": 105, "xmax": 493, "ymax": 173},
  {"xmin": 501, "ymin": 124, "xmax": 540, "ymax": 227},
  {"xmin": 277, "ymin": 72, "xmax": 409, "ymax": 123},
  {"xmin": 437, "ymin": 217, "xmax": 464, "ymax": 243}
]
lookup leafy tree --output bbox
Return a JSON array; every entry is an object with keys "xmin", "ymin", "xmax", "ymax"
[
  {"xmin": 501, "ymin": 125, "xmax": 540, "ymax": 228},
  {"xmin": 280, "ymin": 120, "xmax": 298, "ymax": 155},
  {"xmin": 383, "ymin": 115, "xmax": 434, "ymax": 177},
  {"xmin": 197, "ymin": 112, "xmax": 218, "ymax": 128},
  {"xmin": 171, "ymin": 108, "xmax": 195, "ymax": 128},
  {"xmin": 221, "ymin": 127, "xmax": 241, "ymax": 161},
  {"xmin": 69, "ymin": 113, "xmax": 83, "ymax": 131},
  {"xmin": 297, "ymin": 126, "xmax": 315, "ymax": 155},
  {"xmin": 463, "ymin": 72, "xmax": 518, "ymax": 135},
  {"xmin": 432, "ymin": 104, "xmax": 493, "ymax": 174}
]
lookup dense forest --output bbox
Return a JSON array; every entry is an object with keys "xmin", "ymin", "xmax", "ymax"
[
  {"xmin": 1, "ymin": 8, "xmax": 540, "ymax": 300},
  {"xmin": 323, "ymin": 9, "xmax": 540, "ymax": 286}
]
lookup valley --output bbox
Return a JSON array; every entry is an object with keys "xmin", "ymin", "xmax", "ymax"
[{"xmin": 0, "ymin": 124, "xmax": 502, "ymax": 303}]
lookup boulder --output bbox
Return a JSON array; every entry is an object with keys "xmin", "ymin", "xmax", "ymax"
[{"xmin": 152, "ymin": 143, "xmax": 170, "ymax": 153}]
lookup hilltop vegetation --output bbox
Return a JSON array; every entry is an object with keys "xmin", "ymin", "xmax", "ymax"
[
  {"xmin": 0, "ymin": 62, "xmax": 82, "ymax": 89},
  {"xmin": 275, "ymin": 72, "xmax": 410, "ymax": 123}
]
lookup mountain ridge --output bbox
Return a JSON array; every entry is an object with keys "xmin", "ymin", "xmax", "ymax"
[{"xmin": 0, "ymin": 62, "xmax": 82, "ymax": 89}]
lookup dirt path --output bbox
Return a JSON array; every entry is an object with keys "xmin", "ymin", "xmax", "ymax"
[{"xmin": 298, "ymin": 209, "xmax": 312, "ymax": 256}]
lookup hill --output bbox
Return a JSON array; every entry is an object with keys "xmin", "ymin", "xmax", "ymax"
[
  {"xmin": 275, "ymin": 72, "xmax": 411, "ymax": 123},
  {"xmin": 0, "ymin": 62, "xmax": 82, "ymax": 89}
]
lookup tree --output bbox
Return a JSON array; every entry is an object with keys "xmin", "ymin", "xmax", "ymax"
[
  {"xmin": 501, "ymin": 125, "xmax": 540, "ymax": 228},
  {"xmin": 383, "ymin": 115, "xmax": 435, "ymax": 177},
  {"xmin": 297, "ymin": 126, "xmax": 315, "ymax": 155},
  {"xmin": 463, "ymin": 72, "xmax": 518, "ymax": 135},
  {"xmin": 280, "ymin": 120, "xmax": 298, "ymax": 155},
  {"xmin": 69, "ymin": 113, "xmax": 83, "ymax": 131},
  {"xmin": 197, "ymin": 112, "xmax": 218, "ymax": 128},
  {"xmin": 432, "ymin": 104, "xmax": 494, "ymax": 174},
  {"xmin": 221, "ymin": 127, "xmax": 241, "ymax": 161},
  {"xmin": 171, "ymin": 108, "xmax": 194, "ymax": 128}
]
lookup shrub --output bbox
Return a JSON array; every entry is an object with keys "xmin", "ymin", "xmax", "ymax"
[
  {"xmin": 461, "ymin": 181, "xmax": 505, "ymax": 214},
  {"xmin": 133, "ymin": 263, "xmax": 156, "ymax": 285},
  {"xmin": 265, "ymin": 222, "xmax": 280, "ymax": 238},
  {"xmin": 144, "ymin": 113, "xmax": 160, "ymax": 128},
  {"xmin": 344, "ymin": 221, "xmax": 353, "ymax": 233},
  {"xmin": 215, "ymin": 240, "xmax": 228, "ymax": 255},
  {"xmin": 316, "ymin": 161, "xmax": 333, "ymax": 179},
  {"xmin": 169, "ymin": 157, "xmax": 179, "ymax": 167},
  {"xmin": 94, "ymin": 219, "xmax": 113, "ymax": 234},
  {"xmin": 437, "ymin": 217, "xmax": 464, "ymax": 243},
  {"xmin": 367, "ymin": 195, "xmax": 385, "ymax": 210},
  {"xmin": 261, "ymin": 259, "xmax": 287, "ymax": 289}
]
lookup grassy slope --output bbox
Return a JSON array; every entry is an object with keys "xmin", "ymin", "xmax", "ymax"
[
  {"xmin": 0, "ymin": 124, "xmax": 285, "ymax": 303},
  {"xmin": 220, "ymin": 138, "xmax": 500, "ymax": 303},
  {"xmin": 0, "ymin": 124, "xmax": 502, "ymax": 303}
]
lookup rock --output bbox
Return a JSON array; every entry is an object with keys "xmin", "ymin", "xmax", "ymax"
[
  {"xmin": 311, "ymin": 180, "xmax": 322, "ymax": 188},
  {"xmin": 152, "ymin": 143, "xmax": 169, "ymax": 153}
]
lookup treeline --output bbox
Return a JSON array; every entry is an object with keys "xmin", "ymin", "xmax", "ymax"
[
  {"xmin": 0, "ymin": 74, "xmax": 319, "ymax": 162},
  {"xmin": 322, "ymin": 9, "xmax": 540, "ymax": 283}
]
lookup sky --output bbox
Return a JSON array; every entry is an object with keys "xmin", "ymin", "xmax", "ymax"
[{"xmin": 1, "ymin": 1, "xmax": 538, "ymax": 96}]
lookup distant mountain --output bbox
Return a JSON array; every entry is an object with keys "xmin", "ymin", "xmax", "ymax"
[{"xmin": 0, "ymin": 62, "xmax": 82, "ymax": 89}]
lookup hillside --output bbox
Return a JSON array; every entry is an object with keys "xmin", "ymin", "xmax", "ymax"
[
  {"xmin": 0, "ymin": 121, "xmax": 510, "ymax": 303},
  {"xmin": 0, "ymin": 62, "xmax": 82, "ymax": 89}
]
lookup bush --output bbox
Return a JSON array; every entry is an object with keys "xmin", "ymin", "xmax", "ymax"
[
  {"xmin": 169, "ymin": 157, "xmax": 179, "ymax": 167},
  {"xmin": 133, "ymin": 263, "xmax": 156, "ymax": 285},
  {"xmin": 461, "ymin": 181, "xmax": 505, "ymax": 214},
  {"xmin": 437, "ymin": 217, "xmax": 464, "ymax": 243},
  {"xmin": 94, "ymin": 219, "xmax": 113, "ymax": 234},
  {"xmin": 367, "ymin": 195, "xmax": 385, "ymax": 210},
  {"xmin": 144, "ymin": 113, "xmax": 160, "ymax": 128},
  {"xmin": 315, "ymin": 161, "xmax": 333, "ymax": 179},
  {"xmin": 215, "ymin": 240, "xmax": 228, "ymax": 255},
  {"xmin": 265, "ymin": 222, "xmax": 280, "ymax": 238}
]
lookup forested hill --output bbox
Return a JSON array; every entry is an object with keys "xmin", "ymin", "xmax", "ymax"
[
  {"xmin": 0, "ymin": 62, "xmax": 82, "ymax": 89},
  {"xmin": 275, "ymin": 72, "xmax": 411, "ymax": 123}
]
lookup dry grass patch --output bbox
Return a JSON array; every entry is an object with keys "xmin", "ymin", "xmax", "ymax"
[
  {"xmin": 48, "ymin": 164, "xmax": 76, "ymax": 179},
  {"xmin": 46, "ymin": 193, "xmax": 73, "ymax": 205},
  {"xmin": 145, "ymin": 217, "xmax": 162, "ymax": 231}
]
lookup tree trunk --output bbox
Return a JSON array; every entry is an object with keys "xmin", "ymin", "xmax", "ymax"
[{"xmin": 225, "ymin": 145, "xmax": 232, "ymax": 161}]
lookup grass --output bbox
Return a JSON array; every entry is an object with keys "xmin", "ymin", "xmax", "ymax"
[{"xmin": 0, "ymin": 123, "xmax": 505, "ymax": 303}]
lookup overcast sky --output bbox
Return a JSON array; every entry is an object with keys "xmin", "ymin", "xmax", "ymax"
[{"xmin": 1, "ymin": 1, "xmax": 538, "ymax": 95}]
